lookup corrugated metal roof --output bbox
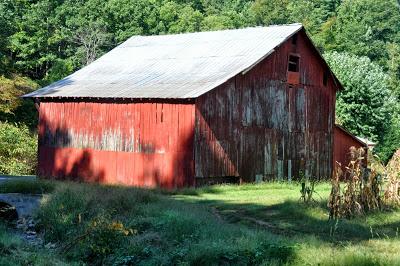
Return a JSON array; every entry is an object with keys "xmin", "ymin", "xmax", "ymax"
[{"xmin": 24, "ymin": 24, "xmax": 303, "ymax": 99}]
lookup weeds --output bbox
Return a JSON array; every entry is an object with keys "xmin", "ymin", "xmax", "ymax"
[
  {"xmin": 328, "ymin": 163, "xmax": 342, "ymax": 219},
  {"xmin": 299, "ymin": 170, "xmax": 317, "ymax": 204},
  {"xmin": 384, "ymin": 149, "xmax": 400, "ymax": 205},
  {"xmin": 328, "ymin": 147, "xmax": 382, "ymax": 219},
  {"xmin": 35, "ymin": 182, "xmax": 295, "ymax": 265}
]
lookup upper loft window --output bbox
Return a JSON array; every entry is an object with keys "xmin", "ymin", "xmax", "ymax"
[
  {"xmin": 287, "ymin": 54, "xmax": 300, "ymax": 85},
  {"xmin": 323, "ymin": 70, "xmax": 329, "ymax": 86},
  {"xmin": 292, "ymin": 34, "xmax": 297, "ymax": 45},
  {"xmin": 288, "ymin": 55, "xmax": 299, "ymax": 72}
]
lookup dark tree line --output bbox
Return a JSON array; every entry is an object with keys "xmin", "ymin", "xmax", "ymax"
[{"xmin": 0, "ymin": 0, "xmax": 399, "ymax": 163}]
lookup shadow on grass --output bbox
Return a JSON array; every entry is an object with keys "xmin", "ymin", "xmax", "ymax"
[{"xmin": 175, "ymin": 194, "xmax": 400, "ymax": 244}]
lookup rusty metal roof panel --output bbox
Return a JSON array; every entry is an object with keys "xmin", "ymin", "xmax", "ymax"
[{"xmin": 24, "ymin": 24, "xmax": 303, "ymax": 99}]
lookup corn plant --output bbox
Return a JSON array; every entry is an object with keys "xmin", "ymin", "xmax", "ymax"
[
  {"xmin": 299, "ymin": 170, "xmax": 317, "ymax": 204},
  {"xmin": 328, "ymin": 162, "xmax": 342, "ymax": 219},
  {"xmin": 384, "ymin": 149, "xmax": 400, "ymax": 205},
  {"xmin": 328, "ymin": 147, "xmax": 382, "ymax": 219}
]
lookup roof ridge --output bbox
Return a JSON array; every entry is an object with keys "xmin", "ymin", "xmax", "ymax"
[
  {"xmin": 127, "ymin": 23, "xmax": 303, "ymax": 40},
  {"xmin": 23, "ymin": 23, "xmax": 304, "ymax": 99}
]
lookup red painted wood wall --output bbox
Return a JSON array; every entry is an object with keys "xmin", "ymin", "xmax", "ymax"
[
  {"xmin": 334, "ymin": 125, "xmax": 367, "ymax": 170},
  {"xmin": 37, "ymin": 29, "xmax": 338, "ymax": 187},
  {"xmin": 38, "ymin": 101, "xmax": 195, "ymax": 188},
  {"xmin": 194, "ymin": 29, "xmax": 337, "ymax": 182}
]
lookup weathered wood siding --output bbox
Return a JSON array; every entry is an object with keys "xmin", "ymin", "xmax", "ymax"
[
  {"xmin": 38, "ymin": 101, "xmax": 195, "ymax": 188},
  {"xmin": 195, "ymin": 30, "xmax": 336, "ymax": 181}
]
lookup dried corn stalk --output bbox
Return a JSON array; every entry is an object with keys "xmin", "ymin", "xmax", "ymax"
[
  {"xmin": 328, "ymin": 147, "xmax": 381, "ymax": 219},
  {"xmin": 384, "ymin": 149, "xmax": 400, "ymax": 205},
  {"xmin": 328, "ymin": 162, "xmax": 342, "ymax": 219}
]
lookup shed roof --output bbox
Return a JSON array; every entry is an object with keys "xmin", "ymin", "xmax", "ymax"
[
  {"xmin": 335, "ymin": 124, "xmax": 368, "ymax": 147},
  {"xmin": 25, "ymin": 24, "xmax": 305, "ymax": 99}
]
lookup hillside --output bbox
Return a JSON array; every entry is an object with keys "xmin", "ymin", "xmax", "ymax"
[{"xmin": 0, "ymin": 0, "xmax": 399, "ymax": 174}]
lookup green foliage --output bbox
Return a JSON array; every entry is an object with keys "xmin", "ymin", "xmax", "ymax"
[
  {"xmin": 36, "ymin": 182, "xmax": 295, "ymax": 265},
  {"xmin": 324, "ymin": 51, "xmax": 392, "ymax": 141},
  {"xmin": 250, "ymin": 0, "xmax": 289, "ymax": 25},
  {"xmin": 0, "ymin": 122, "xmax": 37, "ymax": 175},
  {"xmin": 0, "ymin": 75, "xmax": 38, "ymax": 129},
  {"xmin": 0, "ymin": 0, "xmax": 399, "ymax": 168},
  {"xmin": 375, "ymin": 109, "xmax": 400, "ymax": 163},
  {"xmin": 330, "ymin": 0, "xmax": 400, "ymax": 67},
  {"xmin": 0, "ymin": 222, "xmax": 68, "ymax": 265},
  {"xmin": 19, "ymin": 181, "xmax": 400, "ymax": 265}
]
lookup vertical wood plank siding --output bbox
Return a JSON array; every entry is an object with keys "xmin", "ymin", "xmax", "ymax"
[
  {"xmin": 194, "ymin": 30, "xmax": 336, "ymax": 181},
  {"xmin": 38, "ymin": 101, "xmax": 195, "ymax": 188},
  {"xmin": 334, "ymin": 126, "xmax": 367, "ymax": 170},
  {"xmin": 38, "ymin": 29, "xmax": 337, "ymax": 187}
]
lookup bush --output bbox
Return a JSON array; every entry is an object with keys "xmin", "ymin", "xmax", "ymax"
[
  {"xmin": 0, "ymin": 75, "xmax": 38, "ymax": 129},
  {"xmin": 0, "ymin": 122, "xmax": 37, "ymax": 175},
  {"xmin": 36, "ymin": 183, "xmax": 156, "ymax": 265},
  {"xmin": 324, "ymin": 51, "xmax": 392, "ymax": 142},
  {"xmin": 374, "ymin": 110, "xmax": 400, "ymax": 163}
]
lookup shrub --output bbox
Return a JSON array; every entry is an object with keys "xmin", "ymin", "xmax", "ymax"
[
  {"xmin": 0, "ymin": 122, "xmax": 37, "ymax": 175},
  {"xmin": 0, "ymin": 75, "xmax": 38, "ymax": 129},
  {"xmin": 36, "ymin": 183, "xmax": 155, "ymax": 265}
]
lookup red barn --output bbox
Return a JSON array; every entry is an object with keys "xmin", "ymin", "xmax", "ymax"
[
  {"xmin": 24, "ymin": 24, "xmax": 342, "ymax": 188},
  {"xmin": 334, "ymin": 125, "xmax": 368, "ymax": 169}
]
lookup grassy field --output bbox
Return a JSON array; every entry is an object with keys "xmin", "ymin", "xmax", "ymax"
[{"xmin": 1, "ymin": 180, "xmax": 400, "ymax": 265}]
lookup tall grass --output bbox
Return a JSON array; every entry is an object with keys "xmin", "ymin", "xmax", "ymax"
[
  {"xmin": 36, "ymin": 182, "xmax": 294, "ymax": 265},
  {"xmin": 2, "ymin": 180, "xmax": 400, "ymax": 265}
]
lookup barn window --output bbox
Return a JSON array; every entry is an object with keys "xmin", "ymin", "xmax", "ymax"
[
  {"xmin": 292, "ymin": 34, "xmax": 297, "ymax": 45},
  {"xmin": 288, "ymin": 55, "xmax": 299, "ymax": 72},
  {"xmin": 287, "ymin": 54, "xmax": 300, "ymax": 84},
  {"xmin": 323, "ymin": 70, "xmax": 328, "ymax": 86}
]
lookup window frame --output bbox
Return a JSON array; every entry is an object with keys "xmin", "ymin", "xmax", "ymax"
[{"xmin": 287, "ymin": 53, "xmax": 300, "ymax": 73}]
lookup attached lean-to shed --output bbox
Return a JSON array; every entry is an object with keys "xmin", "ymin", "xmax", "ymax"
[
  {"xmin": 24, "ymin": 24, "xmax": 342, "ymax": 188},
  {"xmin": 334, "ymin": 125, "xmax": 368, "ymax": 169}
]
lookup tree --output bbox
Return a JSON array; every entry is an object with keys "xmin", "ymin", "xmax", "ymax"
[
  {"xmin": 330, "ymin": 0, "xmax": 400, "ymax": 67},
  {"xmin": 0, "ymin": 122, "xmax": 37, "ymax": 175},
  {"xmin": 0, "ymin": 75, "xmax": 39, "ymax": 129},
  {"xmin": 250, "ymin": 0, "xmax": 290, "ymax": 25},
  {"xmin": 324, "ymin": 51, "xmax": 392, "ymax": 142},
  {"xmin": 374, "ymin": 109, "xmax": 400, "ymax": 163},
  {"xmin": 9, "ymin": 0, "xmax": 64, "ymax": 79},
  {"xmin": 287, "ymin": 0, "xmax": 340, "ymax": 50}
]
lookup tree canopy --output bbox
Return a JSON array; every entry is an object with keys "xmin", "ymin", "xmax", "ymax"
[
  {"xmin": 0, "ymin": 0, "xmax": 399, "ymax": 164},
  {"xmin": 324, "ymin": 51, "xmax": 392, "ymax": 142}
]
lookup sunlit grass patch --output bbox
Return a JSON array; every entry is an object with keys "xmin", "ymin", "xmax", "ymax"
[{"xmin": 1, "ymin": 180, "xmax": 399, "ymax": 265}]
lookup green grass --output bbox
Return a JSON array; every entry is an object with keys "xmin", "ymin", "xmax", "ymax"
[
  {"xmin": 1, "ymin": 180, "xmax": 400, "ymax": 265},
  {"xmin": 0, "ymin": 222, "xmax": 70, "ymax": 266},
  {"xmin": 0, "ymin": 179, "xmax": 55, "ymax": 194}
]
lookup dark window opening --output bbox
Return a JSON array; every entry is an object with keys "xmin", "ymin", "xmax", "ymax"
[
  {"xmin": 292, "ymin": 34, "xmax": 297, "ymax": 45},
  {"xmin": 323, "ymin": 70, "xmax": 328, "ymax": 86},
  {"xmin": 288, "ymin": 55, "xmax": 299, "ymax": 72}
]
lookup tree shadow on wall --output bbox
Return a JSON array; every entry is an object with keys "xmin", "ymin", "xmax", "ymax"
[{"xmin": 38, "ymin": 111, "xmax": 105, "ymax": 183}]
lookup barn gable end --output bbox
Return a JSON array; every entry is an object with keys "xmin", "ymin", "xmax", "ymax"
[{"xmin": 195, "ymin": 29, "xmax": 337, "ymax": 182}]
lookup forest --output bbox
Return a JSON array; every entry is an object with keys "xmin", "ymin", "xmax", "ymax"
[{"xmin": 0, "ymin": 0, "xmax": 399, "ymax": 174}]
